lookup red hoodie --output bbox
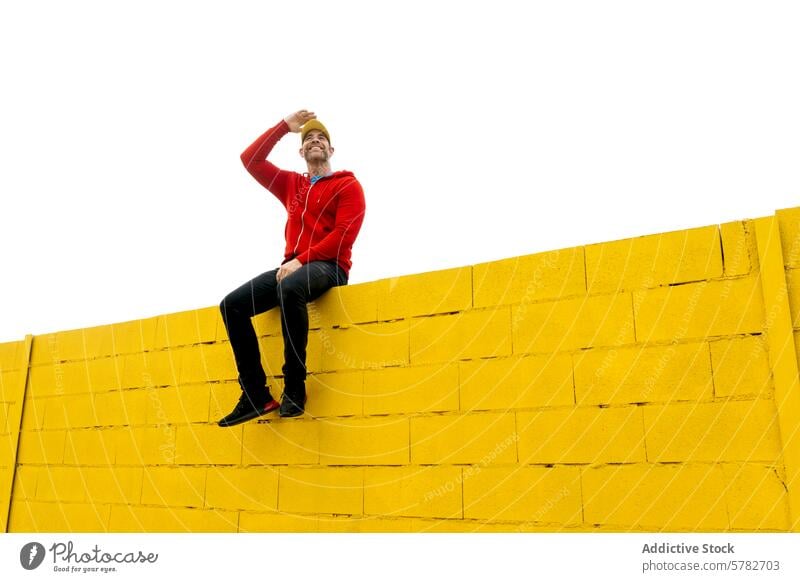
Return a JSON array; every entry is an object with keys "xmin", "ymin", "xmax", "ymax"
[{"xmin": 240, "ymin": 120, "xmax": 366, "ymax": 276}]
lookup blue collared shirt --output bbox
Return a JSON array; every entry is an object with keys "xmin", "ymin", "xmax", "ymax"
[{"xmin": 310, "ymin": 172, "xmax": 332, "ymax": 185}]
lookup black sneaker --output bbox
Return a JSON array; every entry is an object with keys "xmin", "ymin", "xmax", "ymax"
[
  {"xmin": 279, "ymin": 393, "xmax": 307, "ymax": 418},
  {"xmin": 218, "ymin": 393, "xmax": 279, "ymax": 427}
]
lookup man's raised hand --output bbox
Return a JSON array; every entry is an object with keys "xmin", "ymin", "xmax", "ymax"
[{"xmin": 284, "ymin": 110, "xmax": 316, "ymax": 133}]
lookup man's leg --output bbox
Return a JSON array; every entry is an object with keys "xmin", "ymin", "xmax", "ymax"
[
  {"xmin": 218, "ymin": 268, "xmax": 281, "ymax": 426},
  {"xmin": 277, "ymin": 260, "xmax": 347, "ymax": 416}
]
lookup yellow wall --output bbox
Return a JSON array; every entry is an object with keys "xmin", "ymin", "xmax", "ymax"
[{"xmin": 2, "ymin": 208, "xmax": 800, "ymax": 532}]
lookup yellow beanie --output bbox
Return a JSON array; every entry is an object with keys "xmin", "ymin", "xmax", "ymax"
[{"xmin": 300, "ymin": 119, "xmax": 331, "ymax": 144}]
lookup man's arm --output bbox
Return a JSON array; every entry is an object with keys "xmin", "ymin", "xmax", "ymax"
[
  {"xmin": 240, "ymin": 120, "xmax": 292, "ymax": 204},
  {"xmin": 295, "ymin": 178, "xmax": 366, "ymax": 265},
  {"xmin": 240, "ymin": 110, "xmax": 316, "ymax": 205}
]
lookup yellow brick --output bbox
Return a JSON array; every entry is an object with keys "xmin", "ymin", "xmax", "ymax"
[
  {"xmin": 777, "ymin": 206, "xmax": 800, "ymax": 268},
  {"xmin": 364, "ymin": 466, "xmax": 462, "ymax": 519},
  {"xmin": 796, "ymin": 330, "xmax": 800, "ymax": 369},
  {"xmin": 115, "ymin": 426, "xmax": 177, "ymax": 465},
  {"xmin": 93, "ymin": 388, "xmax": 149, "ymax": 427},
  {"xmin": 42, "ymin": 394, "xmax": 97, "ymax": 429},
  {"xmin": 321, "ymin": 321, "xmax": 409, "ymax": 371},
  {"xmin": 411, "ymin": 413, "xmax": 516, "ymax": 465},
  {"xmin": 644, "ymin": 401, "xmax": 782, "ymax": 462},
  {"xmin": 306, "ymin": 371, "xmax": 362, "ymax": 417},
  {"xmin": 11, "ymin": 465, "xmax": 39, "ymax": 500},
  {"xmin": 473, "ymin": 247, "xmax": 586, "ymax": 308},
  {"xmin": 141, "ymin": 466, "xmax": 206, "ymax": 507},
  {"xmin": 0, "ymin": 435, "xmax": 8, "ymax": 461},
  {"xmin": 0, "ymin": 432, "xmax": 14, "ymax": 465},
  {"xmin": 6, "ymin": 499, "xmax": 35, "ymax": 531},
  {"xmin": 239, "ymin": 511, "xmax": 318, "ymax": 532},
  {"xmin": 149, "ymin": 349, "xmax": 182, "ymax": 387},
  {"xmin": 1, "ymin": 467, "xmax": 10, "ymax": 503},
  {"xmin": 586, "ymin": 226, "xmax": 722, "ymax": 293},
  {"xmin": 312, "ymin": 281, "xmax": 380, "ymax": 327},
  {"xmin": 743, "ymin": 220, "xmax": 761, "ymax": 270},
  {"xmin": 258, "ymin": 336, "xmax": 285, "ymax": 377},
  {"xmin": 722, "ymin": 464, "xmax": 790, "ymax": 530},
  {"xmin": 363, "ymin": 364, "xmax": 459, "ymax": 415},
  {"xmin": 517, "ymin": 407, "xmax": 645, "ymax": 464},
  {"xmin": 411, "ymin": 308, "xmax": 512, "ymax": 364},
  {"xmin": 513, "ymin": 293, "xmax": 634, "ymax": 354},
  {"xmin": 28, "ymin": 361, "xmax": 91, "ymax": 397},
  {"xmin": 20, "ymin": 397, "xmax": 46, "ymax": 431},
  {"xmin": 583, "ymin": 464, "xmax": 728, "ymax": 529},
  {"xmin": 82, "ymin": 467, "xmax": 143, "ymax": 505},
  {"xmin": 0, "ymin": 402, "xmax": 10, "ymax": 434},
  {"xmin": 1, "ymin": 369, "xmax": 25, "ymax": 403},
  {"xmin": 258, "ymin": 332, "xmax": 323, "ymax": 375},
  {"xmin": 252, "ymin": 309, "xmax": 282, "ymax": 338},
  {"xmin": 198, "ymin": 342, "xmax": 237, "ymax": 382},
  {"xmin": 634, "ymin": 277, "xmax": 765, "ymax": 342},
  {"xmin": 319, "ymin": 417, "xmax": 408, "ymax": 465},
  {"xmin": 241, "ymin": 419, "xmax": 319, "ymax": 465},
  {"xmin": 9, "ymin": 500, "xmax": 110, "ymax": 532},
  {"xmin": 1, "ymin": 476, "xmax": 10, "ymax": 515},
  {"xmin": 0, "ymin": 339, "xmax": 25, "ymax": 371},
  {"xmin": 253, "ymin": 334, "xmax": 282, "ymax": 376},
  {"xmin": 36, "ymin": 466, "xmax": 89, "ymax": 502},
  {"xmin": 17, "ymin": 430, "xmax": 66, "ymax": 464},
  {"xmin": 108, "ymin": 505, "xmax": 236, "ymax": 532},
  {"xmin": 62, "ymin": 361, "xmax": 92, "ymax": 394},
  {"xmin": 786, "ymin": 268, "xmax": 800, "ymax": 329},
  {"xmin": 29, "ymin": 334, "xmax": 61, "ymax": 365},
  {"xmin": 31, "ymin": 326, "xmax": 114, "ymax": 365},
  {"xmin": 173, "ymin": 345, "xmax": 210, "ymax": 385},
  {"xmin": 574, "ymin": 342, "xmax": 712, "ymax": 405},
  {"xmin": 721, "ymin": 221, "xmax": 754, "ymax": 277},
  {"xmin": 279, "ymin": 467, "xmax": 363, "ymax": 515},
  {"xmin": 31, "ymin": 331, "xmax": 82, "ymax": 365},
  {"xmin": 120, "ymin": 351, "xmax": 179, "ymax": 389},
  {"xmin": 175, "ymin": 423, "xmax": 242, "ymax": 465},
  {"xmin": 460, "ymin": 354, "xmax": 574, "ymax": 411},
  {"xmin": 63, "ymin": 429, "xmax": 116, "ymax": 465},
  {"xmin": 6, "ymin": 403, "xmax": 19, "ymax": 435},
  {"xmin": 377, "ymin": 267, "xmax": 473, "ymax": 320},
  {"xmin": 710, "ymin": 336, "xmax": 772, "ymax": 398},
  {"xmin": 82, "ymin": 325, "xmax": 115, "ymax": 360},
  {"xmin": 111, "ymin": 316, "xmax": 158, "ymax": 355},
  {"xmin": 85, "ymin": 356, "xmax": 121, "ymax": 391},
  {"xmin": 198, "ymin": 305, "xmax": 225, "ymax": 342},
  {"xmin": 145, "ymin": 384, "xmax": 210, "ymax": 425},
  {"xmin": 463, "ymin": 466, "xmax": 582, "ymax": 523},
  {"xmin": 205, "ymin": 466, "xmax": 279, "ymax": 511},
  {"xmin": 308, "ymin": 332, "xmax": 325, "ymax": 373},
  {"xmin": 153, "ymin": 307, "xmax": 219, "ymax": 349},
  {"xmin": 176, "ymin": 343, "xmax": 236, "ymax": 385}
]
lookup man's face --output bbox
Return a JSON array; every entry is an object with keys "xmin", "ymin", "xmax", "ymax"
[{"xmin": 300, "ymin": 129, "xmax": 333, "ymax": 162}]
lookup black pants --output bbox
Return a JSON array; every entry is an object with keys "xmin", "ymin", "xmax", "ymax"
[{"xmin": 220, "ymin": 260, "xmax": 347, "ymax": 401}]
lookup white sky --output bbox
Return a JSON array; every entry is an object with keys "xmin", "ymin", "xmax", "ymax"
[{"xmin": 1, "ymin": 0, "xmax": 798, "ymax": 343}]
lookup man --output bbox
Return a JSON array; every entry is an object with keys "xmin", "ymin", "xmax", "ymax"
[{"xmin": 217, "ymin": 109, "xmax": 366, "ymax": 426}]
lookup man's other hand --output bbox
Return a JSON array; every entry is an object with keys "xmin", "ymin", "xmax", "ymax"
[
  {"xmin": 284, "ymin": 110, "xmax": 316, "ymax": 133},
  {"xmin": 276, "ymin": 258, "xmax": 302, "ymax": 283}
]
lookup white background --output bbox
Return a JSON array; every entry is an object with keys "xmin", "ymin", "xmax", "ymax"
[
  {"xmin": 1, "ymin": 533, "xmax": 798, "ymax": 580},
  {"xmin": 1, "ymin": 0, "xmax": 799, "ymax": 343}
]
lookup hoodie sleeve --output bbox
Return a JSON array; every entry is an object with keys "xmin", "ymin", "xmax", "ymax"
[
  {"xmin": 295, "ymin": 177, "xmax": 366, "ymax": 265},
  {"xmin": 240, "ymin": 119, "xmax": 295, "ymax": 206}
]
